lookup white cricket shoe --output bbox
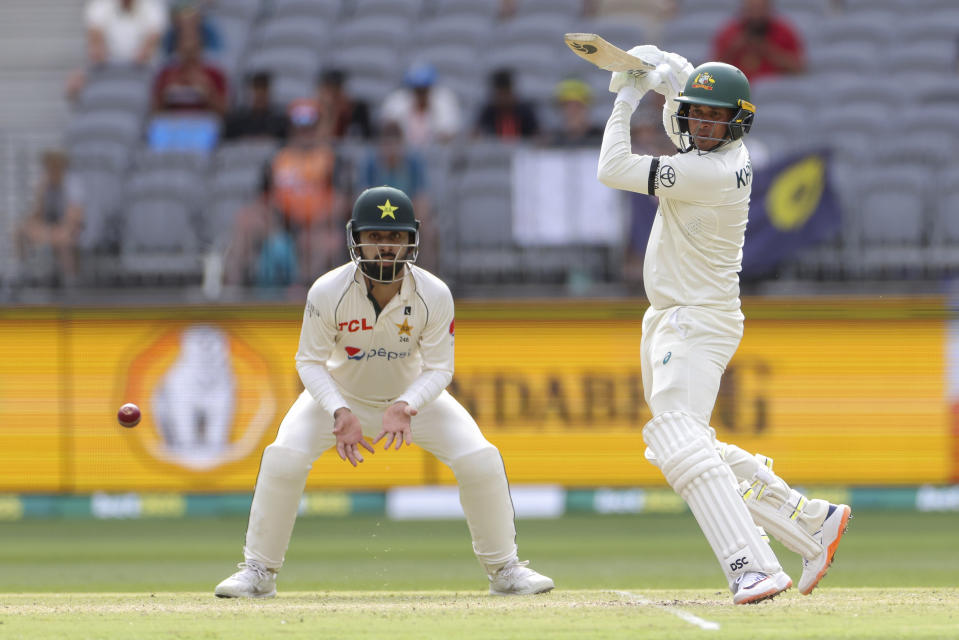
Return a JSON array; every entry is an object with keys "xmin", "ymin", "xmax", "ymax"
[
  {"xmin": 214, "ymin": 561, "xmax": 277, "ymax": 598},
  {"xmin": 732, "ymin": 570, "xmax": 792, "ymax": 605},
  {"xmin": 488, "ymin": 560, "xmax": 554, "ymax": 596},
  {"xmin": 799, "ymin": 503, "xmax": 852, "ymax": 595}
]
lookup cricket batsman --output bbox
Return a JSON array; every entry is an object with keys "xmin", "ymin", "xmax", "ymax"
[
  {"xmin": 215, "ymin": 185, "xmax": 553, "ymax": 598},
  {"xmin": 596, "ymin": 47, "xmax": 851, "ymax": 604}
]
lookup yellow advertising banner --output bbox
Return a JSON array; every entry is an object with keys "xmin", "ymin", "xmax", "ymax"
[{"xmin": 0, "ymin": 299, "xmax": 952, "ymax": 492}]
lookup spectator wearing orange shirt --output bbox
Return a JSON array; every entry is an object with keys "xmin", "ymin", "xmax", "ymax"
[
  {"xmin": 271, "ymin": 99, "xmax": 349, "ymax": 280},
  {"xmin": 711, "ymin": 0, "xmax": 805, "ymax": 82}
]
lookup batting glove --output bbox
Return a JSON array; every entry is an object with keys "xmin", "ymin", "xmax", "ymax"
[
  {"xmin": 651, "ymin": 51, "xmax": 694, "ymax": 98},
  {"xmin": 610, "ymin": 67, "xmax": 663, "ymax": 110},
  {"xmin": 626, "ymin": 44, "xmax": 666, "ymax": 68}
]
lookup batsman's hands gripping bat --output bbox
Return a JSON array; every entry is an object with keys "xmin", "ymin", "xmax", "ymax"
[
  {"xmin": 374, "ymin": 401, "xmax": 416, "ymax": 451},
  {"xmin": 333, "ymin": 407, "xmax": 375, "ymax": 467}
]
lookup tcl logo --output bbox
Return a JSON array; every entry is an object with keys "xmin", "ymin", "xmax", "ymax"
[{"xmin": 338, "ymin": 318, "xmax": 373, "ymax": 332}]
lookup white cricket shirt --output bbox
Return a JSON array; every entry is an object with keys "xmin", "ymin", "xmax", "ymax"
[
  {"xmin": 598, "ymin": 99, "xmax": 752, "ymax": 312},
  {"xmin": 295, "ymin": 263, "xmax": 455, "ymax": 414}
]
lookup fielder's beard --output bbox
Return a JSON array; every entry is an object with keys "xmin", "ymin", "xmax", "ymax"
[{"xmin": 360, "ymin": 248, "xmax": 406, "ymax": 283}]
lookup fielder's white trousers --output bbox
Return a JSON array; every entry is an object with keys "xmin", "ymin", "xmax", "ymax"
[{"xmin": 243, "ymin": 389, "xmax": 518, "ymax": 572}]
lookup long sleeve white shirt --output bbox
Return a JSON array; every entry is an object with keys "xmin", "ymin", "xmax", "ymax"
[
  {"xmin": 295, "ymin": 264, "xmax": 455, "ymax": 415},
  {"xmin": 597, "ymin": 98, "xmax": 753, "ymax": 312}
]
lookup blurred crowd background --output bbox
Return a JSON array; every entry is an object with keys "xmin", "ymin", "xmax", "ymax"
[{"xmin": 2, "ymin": 0, "xmax": 958, "ymax": 303}]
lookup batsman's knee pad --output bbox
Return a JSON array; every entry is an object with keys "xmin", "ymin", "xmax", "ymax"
[
  {"xmin": 449, "ymin": 446, "xmax": 517, "ymax": 570},
  {"xmin": 718, "ymin": 444, "xmax": 828, "ymax": 559},
  {"xmin": 644, "ymin": 412, "xmax": 781, "ymax": 586}
]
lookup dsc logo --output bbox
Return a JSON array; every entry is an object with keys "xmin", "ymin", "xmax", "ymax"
[{"xmin": 729, "ymin": 557, "xmax": 749, "ymax": 571}]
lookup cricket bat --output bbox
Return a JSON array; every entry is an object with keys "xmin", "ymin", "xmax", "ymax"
[{"xmin": 564, "ymin": 33, "xmax": 656, "ymax": 73}]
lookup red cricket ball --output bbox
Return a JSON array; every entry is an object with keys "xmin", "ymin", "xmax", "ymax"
[{"xmin": 117, "ymin": 403, "xmax": 141, "ymax": 428}]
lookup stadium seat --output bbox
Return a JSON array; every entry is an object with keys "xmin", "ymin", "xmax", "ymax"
[
  {"xmin": 215, "ymin": 139, "xmax": 279, "ymax": 171},
  {"xmin": 67, "ymin": 109, "xmax": 142, "ymax": 147},
  {"xmin": 412, "ymin": 13, "xmax": 492, "ymax": 49},
  {"xmin": 514, "ymin": 0, "xmax": 583, "ymax": 18},
  {"xmin": 933, "ymin": 166, "xmax": 959, "ymax": 243},
  {"xmin": 428, "ymin": 0, "xmax": 500, "ymax": 20},
  {"xmin": 815, "ymin": 12, "xmax": 897, "ymax": 49},
  {"xmin": 816, "ymin": 104, "xmax": 888, "ymax": 161},
  {"xmin": 251, "ymin": 15, "xmax": 330, "ymax": 51},
  {"xmin": 883, "ymin": 41, "xmax": 958, "ymax": 74},
  {"xmin": 332, "ymin": 14, "xmax": 412, "ymax": 50},
  {"xmin": 807, "ymin": 42, "xmax": 878, "ymax": 75},
  {"xmin": 209, "ymin": 0, "xmax": 263, "ymax": 21},
  {"xmin": 574, "ymin": 17, "xmax": 647, "ymax": 56},
  {"xmin": 269, "ymin": 0, "xmax": 342, "ymax": 21},
  {"xmin": 74, "ymin": 169, "xmax": 123, "ymax": 252},
  {"xmin": 269, "ymin": 73, "xmax": 314, "ymax": 107},
  {"xmin": 750, "ymin": 76, "xmax": 820, "ymax": 112},
  {"xmin": 852, "ymin": 167, "xmax": 929, "ymax": 273},
  {"xmin": 498, "ymin": 14, "xmax": 577, "ymax": 47},
  {"xmin": 244, "ymin": 44, "xmax": 322, "ymax": 80},
  {"xmin": 119, "ymin": 195, "xmax": 203, "ymax": 280},
  {"xmin": 351, "ymin": 0, "xmax": 424, "ymax": 21},
  {"xmin": 900, "ymin": 9, "xmax": 959, "ymax": 42},
  {"xmin": 68, "ymin": 139, "xmax": 134, "ymax": 173},
  {"xmin": 78, "ymin": 70, "xmax": 151, "ymax": 115}
]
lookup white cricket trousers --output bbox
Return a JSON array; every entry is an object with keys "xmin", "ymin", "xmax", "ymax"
[
  {"xmin": 640, "ymin": 305, "xmax": 743, "ymax": 424},
  {"xmin": 243, "ymin": 389, "xmax": 518, "ymax": 573}
]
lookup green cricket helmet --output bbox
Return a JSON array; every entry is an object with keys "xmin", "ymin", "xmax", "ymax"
[
  {"xmin": 347, "ymin": 185, "xmax": 420, "ymax": 282},
  {"xmin": 672, "ymin": 62, "xmax": 756, "ymax": 153}
]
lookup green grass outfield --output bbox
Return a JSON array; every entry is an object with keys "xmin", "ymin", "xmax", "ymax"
[{"xmin": 1, "ymin": 512, "xmax": 957, "ymax": 639}]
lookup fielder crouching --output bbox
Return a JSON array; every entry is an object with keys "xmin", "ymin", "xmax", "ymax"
[
  {"xmin": 215, "ymin": 185, "xmax": 553, "ymax": 598},
  {"xmin": 597, "ymin": 47, "xmax": 851, "ymax": 604}
]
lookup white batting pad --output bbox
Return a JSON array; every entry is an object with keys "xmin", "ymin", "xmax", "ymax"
[
  {"xmin": 719, "ymin": 443, "xmax": 829, "ymax": 559},
  {"xmin": 644, "ymin": 412, "xmax": 782, "ymax": 587},
  {"xmin": 243, "ymin": 445, "xmax": 313, "ymax": 569},
  {"xmin": 449, "ymin": 447, "xmax": 518, "ymax": 572}
]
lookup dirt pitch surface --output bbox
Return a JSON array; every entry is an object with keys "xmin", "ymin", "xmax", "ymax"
[{"xmin": 2, "ymin": 588, "xmax": 956, "ymax": 640}]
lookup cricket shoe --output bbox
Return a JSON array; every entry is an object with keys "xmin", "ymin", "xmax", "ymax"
[
  {"xmin": 732, "ymin": 571, "xmax": 792, "ymax": 605},
  {"xmin": 214, "ymin": 561, "xmax": 277, "ymax": 598},
  {"xmin": 799, "ymin": 503, "xmax": 852, "ymax": 595},
  {"xmin": 488, "ymin": 560, "xmax": 554, "ymax": 596}
]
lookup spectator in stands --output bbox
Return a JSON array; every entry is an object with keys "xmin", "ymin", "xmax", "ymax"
[
  {"xmin": 15, "ymin": 151, "xmax": 85, "ymax": 287},
  {"xmin": 152, "ymin": 28, "xmax": 228, "ymax": 115},
  {"xmin": 224, "ymin": 164, "xmax": 277, "ymax": 286},
  {"xmin": 583, "ymin": 0, "xmax": 676, "ymax": 44},
  {"xmin": 474, "ymin": 68, "xmax": 540, "ymax": 141},
  {"xmin": 163, "ymin": 0, "xmax": 222, "ymax": 59},
  {"xmin": 68, "ymin": 0, "xmax": 168, "ymax": 99},
  {"xmin": 712, "ymin": 0, "xmax": 805, "ymax": 81},
  {"xmin": 271, "ymin": 99, "xmax": 350, "ymax": 281},
  {"xmin": 85, "ymin": 0, "xmax": 167, "ymax": 66},
  {"xmin": 222, "ymin": 72, "xmax": 289, "ymax": 141},
  {"xmin": 315, "ymin": 69, "xmax": 374, "ymax": 141},
  {"xmin": 546, "ymin": 79, "xmax": 603, "ymax": 147},
  {"xmin": 359, "ymin": 120, "xmax": 436, "ymax": 271},
  {"xmin": 380, "ymin": 62, "xmax": 462, "ymax": 147}
]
